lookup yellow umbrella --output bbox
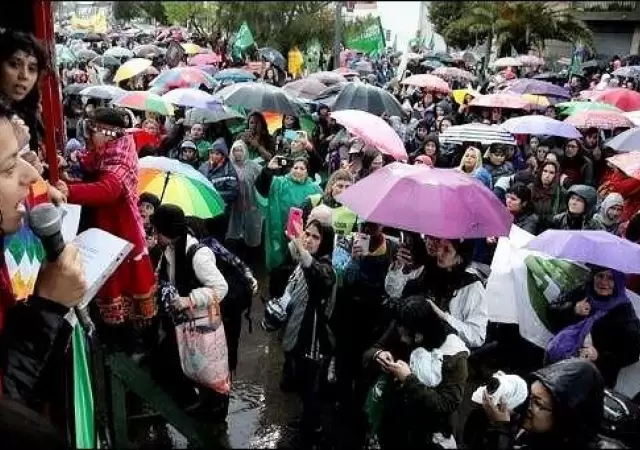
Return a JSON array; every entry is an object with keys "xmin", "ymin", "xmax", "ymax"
[
  {"xmin": 181, "ymin": 43, "xmax": 202, "ymax": 55},
  {"xmin": 113, "ymin": 58, "xmax": 152, "ymax": 83},
  {"xmin": 522, "ymin": 94, "xmax": 550, "ymax": 108},
  {"xmin": 453, "ymin": 88, "xmax": 480, "ymax": 105}
]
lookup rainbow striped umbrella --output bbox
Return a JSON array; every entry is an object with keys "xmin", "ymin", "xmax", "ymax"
[
  {"xmin": 4, "ymin": 223, "xmax": 45, "ymax": 301},
  {"xmin": 113, "ymin": 91, "xmax": 174, "ymax": 116},
  {"xmin": 138, "ymin": 157, "xmax": 225, "ymax": 218},
  {"xmin": 262, "ymin": 111, "xmax": 318, "ymax": 136},
  {"xmin": 149, "ymin": 67, "xmax": 217, "ymax": 91}
]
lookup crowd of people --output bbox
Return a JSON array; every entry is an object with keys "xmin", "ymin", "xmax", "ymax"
[{"xmin": 1, "ymin": 22, "xmax": 640, "ymax": 450}]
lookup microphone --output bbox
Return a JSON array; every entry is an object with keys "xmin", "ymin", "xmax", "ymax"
[{"xmin": 28, "ymin": 203, "xmax": 95, "ymax": 335}]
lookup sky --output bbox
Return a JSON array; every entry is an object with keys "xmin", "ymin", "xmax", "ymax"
[{"xmin": 377, "ymin": 1, "xmax": 421, "ymax": 51}]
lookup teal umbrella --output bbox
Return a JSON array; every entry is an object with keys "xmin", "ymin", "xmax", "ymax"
[{"xmin": 56, "ymin": 44, "xmax": 76, "ymax": 66}]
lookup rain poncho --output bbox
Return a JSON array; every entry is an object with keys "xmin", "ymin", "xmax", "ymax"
[
  {"xmin": 227, "ymin": 141, "xmax": 264, "ymax": 247},
  {"xmin": 256, "ymin": 171, "xmax": 321, "ymax": 271}
]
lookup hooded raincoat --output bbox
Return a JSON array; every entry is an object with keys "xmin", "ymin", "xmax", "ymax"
[
  {"xmin": 548, "ymin": 184, "xmax": 603, "ymax": 231},
  {"xmin": 593, "ymin": 193, "xmax": 624, "ymax": 234}
]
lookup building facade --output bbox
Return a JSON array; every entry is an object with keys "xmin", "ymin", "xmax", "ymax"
[{"xmin": 572, "ymin": 1, "xmax": 640, "ymax": 56}]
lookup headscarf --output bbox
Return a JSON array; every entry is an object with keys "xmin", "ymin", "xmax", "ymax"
[
  {"xmin": 597, "ymin": 193, "xmax": 623, "ymax": 228},
  {"xmin": 545, "ymin": 268, "xmax": 629, "ymax": 363}
]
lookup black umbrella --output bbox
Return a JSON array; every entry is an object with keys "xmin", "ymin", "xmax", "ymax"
[
  {"xmin": 76, "ymin": 49, "xmax": 99, "ymax": 63},
  {"xmin": 63, "ymin": 83, "xmax": 93, "ymax": 96},
  {"xmin": 90, "ymin": 55, "xmax": 121, "ymax": 69},
  {"xmin": 82, "ymin": 33, "xmax": 103, "ymax": 43},
  {"xmin": 312, "ymin": 82, "xmax": 348, "ymax": 108},
  {"xmin": 327, "ymin": 82, "xmax": 403, "ymax": 116},
  {"xmin": 258, "ymin": 47, "xmax": 286, "ymax": 70},
  {"xmin": 135, "ymin": 45, "xmax": 165, "ymax": 59},
  {"xmin": 308, "ymin": 71, "xmax": 347, "ymax": 86},
  {"xmin": 214, "ymin": 82, "xmax": 305, "ymax": 116}
]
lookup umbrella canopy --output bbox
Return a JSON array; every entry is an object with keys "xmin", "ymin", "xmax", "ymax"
[
  {"xmin": 134, "ymin": 44, "xmax": 165, "ymax": 59},
  {"xmin": 214, "ymin": 82, "xmax": 305, "ymax": 116},
  {"xmin": 623, "ymin": 111, "xmax": 640, "ymax": 127},
  {"xmin": 432, "ymin": 66, "xmax": 476, "ymax": 83},
  {"xmin": 452, "ymin": 88, "xmax": 481, "ymax": 105},
  {"xmin": 161, "ymin": 88, "xmax": 222, "ymax": 110},
  {"xmin": 517, "ymin": 55, "xmax": 545, "ymax": 66},
  {"xmin": 150, "ymin": 67, "xmax": 217, "ymax": 90},
  {"xmin": 258, "ymin": 111, "xmax": 316, "ymax": 135},
  {"xmin": 503, "ymin": 79, "xmax": 571, "ymax": 99},
  {"xmin": 521, "ymin": 94, "xmax": 551, "ymax": 109},
  {"xmin": 525, "ymin": 230, "xmax": 640, "ymax": 274},
  {"xmin": 591, "ymin": 88, "xmax": 640, "ymax": 112},
  {"xmin": 564, "ymin": 110, "xmax": 634, "ymax": 130},
  {"xmin": 336, "ymin": 163, "xmax": 513, "ymax": 238},
  {"xmin": 63, "ymin": 83, "xmax": 93, "ymax": 96},
  {"xmin": 79, "ymin": 85, "xmax": 126, "ymax": 101},
  {"xmin": 104, "ymin": 46, "xmax": 134, "ymax": 59},
  {"xmin": 181, "ymin": 43, "xmax": 202, "ymax": 55},
  {"xmin": 258, "ymin": 47, "xmax": 286, "ymax": 70},
  {"xmin": 603, "ymin": 127, "xmax": 640, "ymax": 152},
  {"xmin": 470, "ymin": 93, "xmax": 528, "ymax": 110},
  {"xmin": 113, "ymin": 58, "xmax": 152, "ymax": 83},
  {"xmin": 439, "ymin": 123, "xmax": 517, "ymax": 146},
  {"xmin": 612, "ymin": 66, "xmax": 640, "ymax": 79},
  {"xmin": 491, "ymin": 57, "xmax": 522, "ymax": 68},
  {"xmin": 113, "ymin": 91, "xmax": 174, "ymax": 116},
  {"xmin": 607, "ymin": 152, "xmax": 640, "ymax": 180},
  {"xmin": 329, "ymin": 82, "xmax": 403, "ymax": 116},
  {"xmin": 421, "ymin": 59, "xmax": 444, "ymax": 69},
  {"xmin": 56, "ymin": 45, "xmax": 76, "ymax": 65},
  {"xmin": 138, "ymin": 157, "xmax": 225, "ymax": 219},
  {"xmin": 501, "ymin": 116, "xmax": 582, "ymax": 139},
  {"xmin": 76, "ymin": 49, "xmax": 99, "ymax": 62},
  {"xmin": 556, "ymin": 101, "xmax": 623, "ymax": 116},
  {"xmin": 213, "ymin": 68, "xmax": 256, "ymax": 82},
  {"xmin": 90, "ymin": 55, "xmax": 121, "ymax": 69},
  {"xmin": 282, "ymin": 78, "xmax": 328, "ymax": 100},
  {"xmin": 331, "ymin": 109, "xmax": 408, "ymax": 161},
  {"xmin": 308, "ymin": 71, "xmax": 347, "ymax": 86},
  {"xmin": 401, "ymin": 74, "xmax": 451, "ymax": 93},
  {"xmin": 189, "ymin": 53, "xmax": 221, "ymax": 66},
  {"xmin": 183, "ymin": 106, "xmax": 245, "ymax": 126}
]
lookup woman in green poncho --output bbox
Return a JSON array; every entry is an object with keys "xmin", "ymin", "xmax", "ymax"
[{"xmin": 255, "ymin": 156, "xmax": 322, "ymax": 298}]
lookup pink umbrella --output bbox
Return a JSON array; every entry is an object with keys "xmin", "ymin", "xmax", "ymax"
[
  {"xmin": 189, "ymin": 53, "xmax": 221, "ymax": 66},
  {"xmin": 564, "ymin": 110, "xmax": 634, "ymax": 130},
  {"xmin": 401, "ymin": 74, "xmax": 451, "ymax": 93},
  {"xmin": 335, "ymin": 163, "xmax": 513, "ymax": 238},
  {"xmin": 330, "ymin": 109, "xmax": 408, "ymax": 161},
  {"xmin": 470, "ymin": 93, "xmax": 528, "ymax": 109}
]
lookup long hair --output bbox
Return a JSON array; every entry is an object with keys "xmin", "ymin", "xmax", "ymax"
[
  {"xmin": 306, "ymin": 219, "xmax": 334, "ymax": 259},
  {"xmin": 397, "ymin": 296, "xmax": 452, "ymax": 351}
]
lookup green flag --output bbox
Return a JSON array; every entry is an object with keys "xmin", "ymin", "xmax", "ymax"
[
  {"xmin": 73, "ymin": 325, "xmax": 95, "ymax": 449},
  {"xmin": 568, "ymin": 49, "xmax": 582, "ymax": 80},
  {"xmin": 233, "ymin": 21, "xmax": 255, "ymax": 53},
  {"xmin": 346, "ymin": 17, "xmax": 385, "ymax": 56}
]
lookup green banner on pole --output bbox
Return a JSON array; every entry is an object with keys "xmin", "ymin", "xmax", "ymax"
[
  {"xmin": 346, "ymin": 17, "xmax": 386, "ymax": 56},
  {"xmin": 73, "ymin": 324, "xmax": 95, "ymax": 449}
]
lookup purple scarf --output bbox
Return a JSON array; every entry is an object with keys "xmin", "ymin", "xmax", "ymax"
[{"xmin": 546, "ymin": 270, "xmax": 629, "ymax": 364}]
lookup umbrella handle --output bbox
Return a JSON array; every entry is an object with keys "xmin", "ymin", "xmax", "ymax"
[{"xmin": 160, "ymin": 171, "xmax": 170, "ymax": 202}]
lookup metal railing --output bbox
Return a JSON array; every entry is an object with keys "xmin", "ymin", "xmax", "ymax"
[{"xmin": 574, "ymin": 1, "xmax": 638, "ymax": 12}]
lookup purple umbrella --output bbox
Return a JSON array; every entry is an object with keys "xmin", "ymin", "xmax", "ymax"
[
  {"xmin": 500, "ymin": 115, "xmax": 582, "ymax": 139},
  {"xmin": 161, "ymin": 88, "xmax": 222, "ymax": 111},
  {"xmin": 335, "ymin": 163, "xmax": 513, "ymax": 238},
  {"xmin": 504, "ymin": 79, "xmax": 571, "ymax": 99},
  {"xmin": 525, "ymin": 230, "xmax": 640, "ymax": 274}
]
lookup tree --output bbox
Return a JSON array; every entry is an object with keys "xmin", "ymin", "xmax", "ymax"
[
  {"xmin": 428, "ymin": 2, "xmax": 478, "ymax": 50},
  {"xmin": 113, "ymin": 3, "xmax": 142, "ymax": 23},
  {"xmin": 139, "ymin": 1, "xmax": 169, "ymax": 25},
  {"xmin": 162, "ymin": 1, "xmax": 207, "ymax": 31}
]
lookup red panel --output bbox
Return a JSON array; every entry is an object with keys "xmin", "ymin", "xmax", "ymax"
[{"xmin": 32, "ymin": 0, "xmax": 64, "ymax": 183}]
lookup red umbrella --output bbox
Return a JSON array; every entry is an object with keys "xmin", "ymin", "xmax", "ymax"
[
  {"xmin": 469, "ymin": 93, "xmax": 528, "ymax": 110},
  {"xmin": 564, "ymin": 110, "xmax": 634, "ymax": 130},
  {"xmin": 189, "ymin": 53, "xmax": 222, "ymax": 66},
  {"xmin": 591, "ymin": 88, "xmax": 640, "ymax": 112},
  {"xmin": 401, "ymin": 74, "xmax": 451, "ymax": 93}
]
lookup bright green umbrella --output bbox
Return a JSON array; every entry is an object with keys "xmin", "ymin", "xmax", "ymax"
[{"xmin": 556, "ymin": 101, "xmax": 623, "ymax": 117}]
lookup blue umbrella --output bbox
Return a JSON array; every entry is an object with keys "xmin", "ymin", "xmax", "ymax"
[
  {"xmin": 213, "ymin": 68, "xmax": 256, "ymax": 82},
  {"xmin": 501, "ymin": 115, "xmax": 582, "ymax": 139},
  {"xmin": 603, "ymin": 127, "xmax": 640, "ymax": 153}
]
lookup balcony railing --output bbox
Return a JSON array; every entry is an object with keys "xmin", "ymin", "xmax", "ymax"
[{"xmin": 574, "ymin": 1, "xmax": 638, "ymax": 12}]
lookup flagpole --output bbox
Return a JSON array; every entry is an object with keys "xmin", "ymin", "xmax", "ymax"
[{"xmin": 333, "ymin": 2, "xmax": 343, "ymax": 69}]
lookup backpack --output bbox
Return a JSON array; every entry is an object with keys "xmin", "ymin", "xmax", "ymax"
[{"xmin": 186, "ymin": 237, "xmax": 254, "ymax": 331}]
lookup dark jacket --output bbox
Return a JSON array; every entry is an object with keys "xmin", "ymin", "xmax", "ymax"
[
  {"xmin": 1, "ymin": 297, "xmax": 72, "ymax": 411},
  {"xmin": 562, "ymin": 154, "xmax": 594, "ymax": 189},
  {"xmin": 548, "ymin": 184, "xmax": 603, "ymax": 231},
  {"xmin": 514, "ymin": 211, "xmax": 540, "ymax": 235},
  {"xmin": 363, "ymin": 324, "xmax": 468, "ymax": 448},
  {"xmin": 199, "ymin": 159, "xmax": 239, "ymax": 208}
]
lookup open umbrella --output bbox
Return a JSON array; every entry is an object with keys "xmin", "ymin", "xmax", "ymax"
[
  {"xmin": 329, "ymin": 82, "xmax": 403, "ymax": 116},
  {"xmin": 214, "ymin": 82, "xmax": 305, "ymax": 116},
  {"xmin": 161, "ymin": 88, "xmax": 222, "ymax": 110},
  {"xmin": 336, "ymin": 163, "xmax": 512, "ymax": 238},
  {"xmin": 623, "ymin": 111, "xmax": 640, "ymax": 127},
  {"xmin": 525, "ymin": 230, "xmax": 640, "ymax": 274},
  {"xmin": 470, "ymin": 93, "xmax": 528, "ymax": 110},
  {"xmin": 113, "ymin": 91, "xmax": 174, "ymax": 116},
  {"xmin": 603, "ymin": 128, "xmax": 640, "ymax": 152},
  {"xmin": 258, "ymin": 47, "xmax": 286, "ymax": 70},
  {"xmin": 181, "ymin": 43, "xmax": 202, "ymax": 55},
  {"xmin": 503, "ymin": 79, "xmax": 571, "ymax": 99},
  {"xmin": 213, "ymin": 68, "xmax": 256, "ymax": 82},
  {"xmin": 76, "ymin": 49, "xmax": 99, "ymax": 63},
  {"xmin": 331, "ymin": 109, "xmax": 408, "ymax": 161},
  {"xmin": 189, "ymin": 53, "xmax": 222, "ymax": 66},
  {"xmin": 63, "ymin": 83, "xmax": 93, "ymax": 96},
  {"xmin": 258, "ymin": 111, "xmax": 317, "ymax": 136},
  {"xmin": 607, "ymin": 152, "xmax": 640, "ymax": 180},
  {"xmin": 183, "ymin": 106, "xmax": 245, "ymax": 126},
  {"xmin": 308, "ymin": 71, "xmax": 347, "ymax": 86},
  {"xmin": 113, "ymin": 58, "xmax": 152, "ymax": 83},
  {"xmin": 439, "ymin": 123, "xmax": 517, "ymax": 146},
  {"xmin": 56, "ymin": 44, "xmax": 76, "ymax": 65},
  {"xmin": 432, "ymin": 67, "xmax": 476, "ymax": 83},
  {"xmin": 501, "ymin": 116, "xmax": 582, "ymax": 139},
  {"xmin": 556, "ymin": 101, "xmax": 623, "ymax": 116},
  {"xmin": 90, "ymin": 55, "xmax": 121, "ymax": 69},
  {"xmin": 612, "ymin": 66, "xmax": 640, "ymax": 79},
  {"xmin": 564, "ymin": 110, "xmax": 634, "ymax": 130},
  {"xmin": 591, "ymin": 88, "xmax": 640, "ymax": 112},
  {"xmin": 104, "ymin": 46, "xmax": 134, "ymax": 59},
  {"xmin": 521, "ymin": 94, "xmax": 551, "ymax": 109},
  {"xmin": 491, "ymin": 57, "xmax": 522, "ymax": 68},
  {"xmin": 401, "ymin": 74, "xmax": 451, "ymax": 93},
  {"xmin": 517, "ymin": 55, "xmax": 545, "ymax": 67},
  {"xmin": 134, "ymin": 44, "xmax": 165, "ymax": 59},
  {"xmin": 79, "ymin": 85, "xmax": 126, "ymax": 101},
  {"xmin": 282, "ymin": 78, "xmax": 328, "ymax": 100},
  {"xmin": 138, "ymin": 157, "xmax": 225, "ymax": 218},
  {"xmin": 150, "ymin": 67, "xmax": 217, "ymax": 90}
]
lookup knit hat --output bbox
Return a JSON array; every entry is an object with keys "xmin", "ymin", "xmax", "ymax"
[
  {"xmin": 180, "ymin": 139, "xmax": 197, "ymax": 150},
  {"xmin": 210, "ymin": 137, "xmax": 229, "ymax": 158},
  {"xmin": 139, "ymin": 192, "xmax": 160, "ymax": 210},
  {"xmin": 150, "ymin": 204, "xmax": 187, "ymax": 239}
]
